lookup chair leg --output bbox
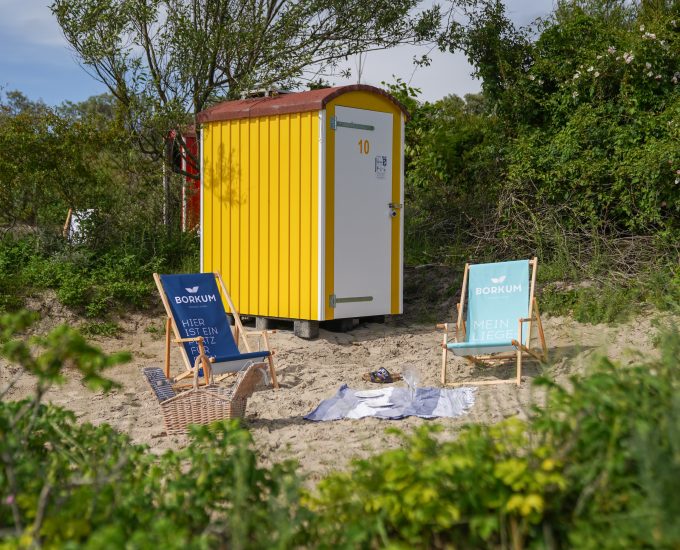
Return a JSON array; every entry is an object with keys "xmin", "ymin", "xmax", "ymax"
[
  {"xmin": 164, "ymin": 317, "xmax": 172, "ymax": 379},
  {"xmin": 516, "ymin": 320, "xmax": 523, "ymax": 387},
  {"xmin": 262, "ymin": 331, "xmax": 279, "ymax": 389},
  {"xmin": 440, "ymin": 328, "xmax": 449, "ymax": 386},
  {"xmin": 533, "ymin": 299, "xmax": 548, "ymax": 362},
  {"xmin": 267, "ymin": 355, "xmax": 278, "ymax": 389}
]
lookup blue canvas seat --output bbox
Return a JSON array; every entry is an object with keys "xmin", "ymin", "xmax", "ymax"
[
  {"xmin": 438, "ymin": 258, "xmax": 547, "ymax": 387},
  {"xmin": 154, "ymin": 272, "xmax": 278, "ymax": 388}
]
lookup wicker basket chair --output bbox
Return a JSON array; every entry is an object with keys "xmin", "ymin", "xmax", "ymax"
[{"xmin": 143, "ymin": 362, "xmax": 263, "ymax": 435}]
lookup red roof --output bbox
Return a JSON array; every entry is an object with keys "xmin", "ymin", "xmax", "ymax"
[{"xmin": 196, "ymin": 84, "xmax": 408, "ymax": 124}]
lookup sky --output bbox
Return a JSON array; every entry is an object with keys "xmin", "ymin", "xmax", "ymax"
[{"xmin": 0, "ymin": 0, "xmax": 555, "ymax": 106}]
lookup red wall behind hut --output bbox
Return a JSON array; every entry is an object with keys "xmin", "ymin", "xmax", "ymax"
[{"xmin": 181, "ymin": 134, "xmax": 200, "ymax": 231}]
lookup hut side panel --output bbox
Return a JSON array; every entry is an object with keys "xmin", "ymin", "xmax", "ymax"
[{"xmin": 202, "ymin": 112, "xmax": 319, "ymax": 320}]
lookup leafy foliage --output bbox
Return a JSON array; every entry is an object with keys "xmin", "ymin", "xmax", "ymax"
[
  {"xmin": 3, "ymin": 311, "xmax": 680, "ymax": 547},
  {"xmin": 51, "ymin": 0, "xmax": 442, "ymax": 168},
  {"xmin": 0, "ymin": 92, "xmax": 122, "ymax": 230},
  {"xmin": 0, "ymin": 91, "xmax": 199, "ymax": 315},
  {"xmin": 0, "ymin": 312, "xmax": 306, "ymax": 548},
  {"xmin": 307, "ymin": 330, "xmax": 680, "ymax": 548},
  {"xmin": 396, "ymin": 0, "xmax": 679, "ymax": 321}
]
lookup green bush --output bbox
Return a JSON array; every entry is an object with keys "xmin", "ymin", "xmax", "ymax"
[
  {"xmin": 0, "ymin": 91, "xmax": 200, "ymax": 316},
  {"xmin": 399, "ymin": 1, "xmax": 679, "ymax": 317},
  {"xmin": 0, "ymin": 311, "xmax": 306, "ymax": 548},
  {"xmin": 539, "ymin": 260, "xmax": 680, "ymax": 324},
  {"xmin": 3, "ymin": 310, "xmax": 680, "ymax": 548},
  {"xmin": 308, "ymin": 330, "xmax": 680, "ymax": 548},
  {"xmin": 0, "ymin": 233, "xmax": 198, "ymax": 316}
]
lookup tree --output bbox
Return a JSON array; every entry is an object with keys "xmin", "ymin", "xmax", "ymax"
[
  {"xmin": 51, "ymin": 0, "xmax": 441, "ymax": 168},
  {"xmin": 0, "ymin": 91, "xmax": 118, "ymax": 231}
]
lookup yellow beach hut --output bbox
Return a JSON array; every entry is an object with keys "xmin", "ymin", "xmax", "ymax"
[{"xmin": 196, "ymin": 84, "xmax": 407, "ymax": 338}]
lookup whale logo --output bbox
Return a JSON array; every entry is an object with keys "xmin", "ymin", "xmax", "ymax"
[
  {"xmin": 490, "ymin": 275, "xmax": 506, "ymax": 284},
  {"xmin": 185, "ymin": 286, "xmax": 199, "ymax": 293}
]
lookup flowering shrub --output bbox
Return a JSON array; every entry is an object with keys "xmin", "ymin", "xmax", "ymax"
[
  {"xmin": 499, "ymin": 4, "xmax": 680, "ymax": 233},
  {"xmin": 402, "ymin": 1, "xmax": 679, "ymax": 273}
]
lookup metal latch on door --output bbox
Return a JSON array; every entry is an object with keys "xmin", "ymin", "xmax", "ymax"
[
  {"xmin": 389, "ymin": 202, "xmax": 403, "ymax": 218},
  {"xmin": 329, "ymin": 294, "xmax": 374, "ymax": 308}
]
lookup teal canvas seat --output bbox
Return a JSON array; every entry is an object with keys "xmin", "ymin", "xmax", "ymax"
[{"xmin": 438, "ymin": 258, "xmax": 547, "ymax": 386}]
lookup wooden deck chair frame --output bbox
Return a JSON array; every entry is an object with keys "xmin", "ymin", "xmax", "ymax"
[
  {"xmin": 438, "ymin": 257, "xmax": 548, "ymax": 387},
  {"xmin": 154, "ymin": 271, "xmax": 279, "ymax": 389}
]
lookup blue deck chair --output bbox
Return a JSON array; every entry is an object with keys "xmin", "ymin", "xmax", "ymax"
[
  {"xmin": 438, "ymin": 258, "xmax": 547, "ymax": 386},
  {"xmin": 153, "ymin": 272, "xmax": 278, "ymax": 389}
]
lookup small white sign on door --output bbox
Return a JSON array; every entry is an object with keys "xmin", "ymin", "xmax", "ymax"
[{"xmin": 375, "ymin": 155, "xmax": 388, "ymax": 180}]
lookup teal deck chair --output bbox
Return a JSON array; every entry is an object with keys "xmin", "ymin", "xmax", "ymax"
[{"xmin": 438, "ymin": 258, "xmax": 547, "ymax": 386}]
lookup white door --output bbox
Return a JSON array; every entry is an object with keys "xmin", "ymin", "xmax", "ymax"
[{"xmin": 333, "ymin": 105, "xmax": 394, "ymax": 318}]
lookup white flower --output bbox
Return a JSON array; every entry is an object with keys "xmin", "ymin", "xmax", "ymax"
[
  {"xmin": 643, "ymin": 32, "xmax": 656, "ymax": 40},
  {"xmin": 573, "ymin": 71, "xmax": 581, "ymax": 80},
  {"xmin": 676, "ymin": 178, "xmax": 680, "ymax": 185},
  {"xmin": 538, "ymin": 79, "xmax": 544, "ymax": 85},
  {"xmin": 528, "ymin": 74, "xmax": 536, "ymax": 81},
  {"xmin": 616, "ymin": 56, "xmax": 621, "ymax": 61},
  {"xmin": 608, "ymin": 46, "xmax": 617, "ymax": 54},
  {"xmin": 572, "ymin": 91, "xmax": 579, "ymax": 98},
  {"xmin": 655, "ymin": 74, "xmax": 662, "ymax": 80},
  {"xmin": 639, "ymin": 24, "xmax": 645, "ymax": 31},
  {"xmin": 647, "ymin": 71, "xmax": 654, "ymax": 77},
  {"xmin": 587, "ymin": 66, "xmax": 594, "ymax": 72},
  {"xmin": 597, "ymin": 55, "xmax": 603, "ymax": 60},
  {"xmin": 594, "ymin": 71, "xmax": 600, "ymax": 78},
  {"xmin": 672, "ymin": 76, "xmax": 678, "ymax": 84},
  {"xmin": 646, "ymin": 62, "xmax": 652, "ymax": 69},
  {"xmin": 623, "ymin": 52, "xmax": 634, "ymax": 64}
]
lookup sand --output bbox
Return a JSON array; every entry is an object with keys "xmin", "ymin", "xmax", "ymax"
[{"xmin": 1, "ymin": 284, "xmax": 674, "ymax": 482}]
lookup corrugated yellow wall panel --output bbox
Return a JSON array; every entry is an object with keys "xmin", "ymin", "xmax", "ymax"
[
  {"xmin": 309, "ymin": 114, "xmax": 319, "ymax": 320},
  {"xmin": 219, "ymin": 123, "xmax": 229, "ymax": 283},
  {"xmin": 229, "ymin": 121, "xmax": 240, "ymax": 309},
  {"xmin": 268, "ymin": 117, "xmax": 280, "ymax": 318},
  {"xmin": 239, "ymin": 119, "xmax": 249, "ymax": 314},
  {"xmin": 202, "ymin": 111, "xmax": 320, "ymax": 320},
  {"xmin": 278, "ymin": 115, "xmax": 290, "ymax": 317},
  {"xmin": 258, "ymin": 117, "xmax": 269, "ymax": 316},
  {"xmin": 203, "ymin": 125, "xmax": 214, "ymax": 276},
  {"xmin": 289, "ymin": 113, "xmax": 301, "ymax": 319},
  {"xmin": 249, "ymin": 118, "xmax": 259, "ymax": 314},
  {"xmin": 299, "ymin": 111, "xmax": 312, "ymax": 319}
]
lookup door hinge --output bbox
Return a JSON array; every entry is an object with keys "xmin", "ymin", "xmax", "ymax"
[
  {"xmin": 330, "ymin": 294, "xmax": 373, "ymax": 308},
  {"xmin": 329, "ymin": 117, "xmax": 375, "ymax": 131}
]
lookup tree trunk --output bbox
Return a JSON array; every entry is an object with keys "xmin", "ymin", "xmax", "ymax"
[{"xmin": 163, "ymin": 138, "xmax": 171, "ymax": 230}]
